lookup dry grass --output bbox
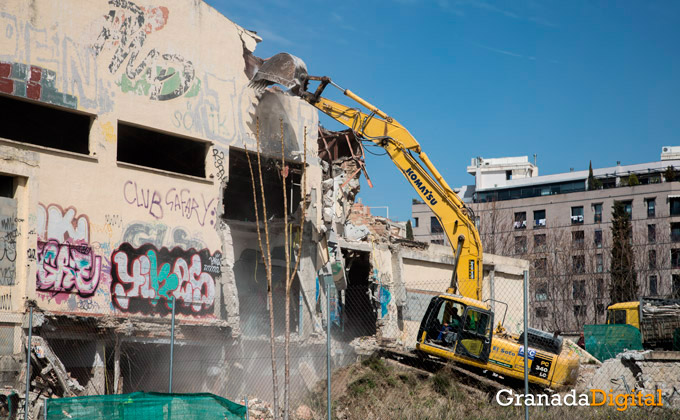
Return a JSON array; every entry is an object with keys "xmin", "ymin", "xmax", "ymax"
[{"xmin": 300, "ymin": 356, "xmax": 677, "ymax": 420}]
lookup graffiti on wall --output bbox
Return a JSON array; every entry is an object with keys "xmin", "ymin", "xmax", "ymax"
[
  {"xmin": 93, "ymin": 0, "xmax": 200, "ymax": 101},
  {"xmin": 0, "ymin": 267, "xmax": 15, "ymax": 287},
  {"xmin": 122, "ymin": 222, "xmax": 205, "ymax": 250},
  {"xmin": 111, "ymin": 243, "xmax": 220, "ymax": 316},
  {"xmin": 36, "ymin": 204, "xmax": 103, "ymax": 297},
  {"xmin": 212, "ymin": 147, "xmax": 226, "ymax": 181},
  {"xmin": 171, "ymin": 72, "xmax": 237, "ymax": 142},
  {"xmin": 37, "ymin": 204, "xmax": 90, "ymax": 243},
  {"xmin": 0, "ymin": 11, "xmax": 113, "ymax": 112},
  {"xmin": 0, "ymin": 61, "xmax": 78, "ymax": 108},
  {"xmin": 0, "ymin": 292, "xmax": 10, "ymax": 311},
  {"xmin": 0, "ymin": 198, "xmax": 18, "ymax": 286},
  {"xmin": 0, "ymin": 218, "xmax": 17, "ymax": 263},
  {"xmin": 123, "ymin": 181, "xmax": 217, "ymax": 227},
  {"xmin": 0, "ymin": 7, "xmax": 316, "ymax": 149},
  {"xmin": 36, "ymin": 240, "xmax": 102, "ymax": 297}
]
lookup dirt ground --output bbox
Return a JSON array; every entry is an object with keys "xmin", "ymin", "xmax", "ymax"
[{"xmin": 293, "ymin": 356, "xmax": 678, "ymax": 420}]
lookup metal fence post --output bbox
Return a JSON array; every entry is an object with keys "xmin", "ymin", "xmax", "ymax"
[
  {"xmin": 169, "ymin": 295, "xmax": 176, "ymax": 393},
  {"xmin": 523, "ymin": 270, "xmax": 529, "ymax": 420},
  {"xmin": 244, "ymin": 395, "xmax": 249, "ymax": 420},
  {"xmin": 43, "ymin": 398, "xmax": 47, "ymax": 420},
  {"xmin": 326, "ymin": 278, "xmax": 331, "ymax": 420},
  {"xmin": 24, "ymin": 305, "xmax": 33, "ymax": 420}
]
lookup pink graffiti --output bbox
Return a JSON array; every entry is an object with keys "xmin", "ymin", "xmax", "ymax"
[{"xmin": 36, "ymin": 240, "xmax": 102, "ymax": 297}]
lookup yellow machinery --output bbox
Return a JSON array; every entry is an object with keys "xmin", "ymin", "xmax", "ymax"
[
  {"xmin": 249, "ymin": 55, "xmax": 580, "ymax": 389},
  {"xmin": 602, "ymin": 298, "xmax": 680, "ymax": 349},
  {"xmin": 606, "ymin": 301, "xmax": 640, "ymax": 329}
]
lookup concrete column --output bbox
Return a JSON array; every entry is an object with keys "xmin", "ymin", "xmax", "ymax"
[
  {"xmin": 90, "ymin": 341, "xmax": 106, "ymax": 395},
  {"xmin": 300, "ymin": 235, "xmax": 323, "ymax": 337},
  {"xmin": 372, "ymin": 246, "xmax": 399, "ymax": 341},
  {"xmin": 113, "ymin": 337, "xmax": 121, "ymax": 394},
  {"xmin": 217, "ymin": 222, "xmax": 241, "ymax": 337}
]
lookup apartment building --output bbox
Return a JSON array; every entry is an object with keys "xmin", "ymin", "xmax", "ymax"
[{"xmin": 412, "ymin": 149, "xmax": 680, "ymax": 332}]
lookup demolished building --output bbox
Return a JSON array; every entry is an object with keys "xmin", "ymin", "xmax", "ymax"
[
  {"xmin": 0, "ymin": 0, "xmax": 532, "ymax": 415},
  {"xmin": 0, "ymin": 0, "xmax": 331, "ymax": 411}
]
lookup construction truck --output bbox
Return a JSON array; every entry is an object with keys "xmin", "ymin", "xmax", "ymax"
[
  {"xmin": 585, "ymin": 297, "xmax": 680, "ymax": 361},
  {"xmin": 249, "ymin": 54, "xmax": 580, "ymax": 389}
]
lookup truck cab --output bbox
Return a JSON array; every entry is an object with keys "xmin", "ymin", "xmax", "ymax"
[{"xmin": 606, "ymin": 301, "xmax": 640, "ymax": 329}]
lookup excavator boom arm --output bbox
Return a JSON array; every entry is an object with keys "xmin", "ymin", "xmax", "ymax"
[{"xmin": 306, "ymin": 89, "xmax": 483, "ymax": 300}]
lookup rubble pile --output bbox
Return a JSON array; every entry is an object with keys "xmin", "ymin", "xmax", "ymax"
[
  {"xmin": 586, "ymin": 350, "xmax": 680, "ymax": 408},
  {"xmin": 29, "ymin": 336, "xmax": 84, "ymax": 397},
  {"xmin": 348, "ymin": 336, "xmax": 380, "ymax": 356},
  {"xmin": 242, "ymin": 396, "xmax": 274, "ymax": 419},
  {"xmin": 321, "ymin": 158, "xmax": 362, "ymax": 228},
  {"xmin": 2, "ymin": 336, "xmax": 85, "ymax": 419},
  {"xmin": 241, "ymin": 397, "xmax": 317, "ymax": 420},
  {"xmin": 347, "ymin": 200, "xmax": 405, "ymax": 242}
]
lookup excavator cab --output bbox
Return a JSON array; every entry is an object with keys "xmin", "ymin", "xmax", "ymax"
[
  {"xmin": 418, "ymin": 295, "xmax": 494, "ymax": 363},
  {"xmin": 457, "ymin": 306, "xmax": 493, "ymax": 362}
]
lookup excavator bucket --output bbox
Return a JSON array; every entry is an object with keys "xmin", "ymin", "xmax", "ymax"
[{"xmin": 248, "ymin": 52, "xmax": 309, "ymax": 94}]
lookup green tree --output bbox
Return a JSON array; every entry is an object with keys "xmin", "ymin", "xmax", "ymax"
[
  {"xmin": 628, "ymin": 173, "xmax": 640, "ymax": 186},
  {"xmin": 665, "ymin": 166, "xmax": 676, "ymax": 182},
  {"xmin": 405, "ymin": 220, "xmax": 414, "ymax": 240},
  {"xmin": 610, "ymin": 201, "xmax": 638, "ymax": 303},
  {"xmin": 587, "ymin": 161, "xmax": 601, "ymax": 190}
]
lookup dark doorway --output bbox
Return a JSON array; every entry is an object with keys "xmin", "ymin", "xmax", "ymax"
[{"xmin": 342, "ymin": 250, "xmax": 376, "ymax": 339}]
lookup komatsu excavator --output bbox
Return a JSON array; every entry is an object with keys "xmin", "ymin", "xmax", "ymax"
[{"xmin": 250, "ymin": 53, "xmax": 579, "ymax": 389}]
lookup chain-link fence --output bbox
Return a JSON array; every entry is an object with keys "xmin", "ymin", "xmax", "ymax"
[{"xmin": 3, "ymin": 268, "xmax": 680, "ymax": 420}]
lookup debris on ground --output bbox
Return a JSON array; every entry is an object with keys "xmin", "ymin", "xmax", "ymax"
[
  {"xmin": 348, "ymin": 336, "xmax": 379, "ymax": 356},
  {"xmin": 300, "ymin": 355, "xmax": 676, "ymax": 420},
  {"xmin": 295, "ymin": 404, "xmax": 315, "ymax": 420},
  {"xmin": 586, "ymin": 350, "xmax": 680, "ymax": 408},
  {"xmin": 241, "ymin": 396, "xmax": 274, "ymax": 420},
  {"xmin": 239, "ymin": 397, "xmax": 318, "ymax": 420}
]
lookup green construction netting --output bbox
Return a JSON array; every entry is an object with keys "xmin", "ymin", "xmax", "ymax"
[
  {"xmin": 584, "ymin": 324, "xmax": 643, "ymax": 362},
  {"xmin": 45, "ymin": 392, "xmax": 247, "ymax": 420}
]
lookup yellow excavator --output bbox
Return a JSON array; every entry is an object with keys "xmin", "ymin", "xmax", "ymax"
[{"xmin": 250, "ymin": 54, "xmax": 579, "ymax": 389}]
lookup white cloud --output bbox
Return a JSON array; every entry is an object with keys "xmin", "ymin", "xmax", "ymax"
[{"xmin": 472, "ymin": 42, "xmax": 536, "ymax": 60}]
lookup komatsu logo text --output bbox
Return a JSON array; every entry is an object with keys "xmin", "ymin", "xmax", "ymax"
[{"xmin": 404, "ymin": 168, "xmax": 438, "ymax": 206}]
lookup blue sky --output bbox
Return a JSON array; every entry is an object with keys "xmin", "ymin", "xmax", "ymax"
[{"xmin": 206, "ymin": 0, "xmax": 680, "ymax": 222}]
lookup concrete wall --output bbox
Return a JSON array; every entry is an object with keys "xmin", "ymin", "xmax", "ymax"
[
  {"xmin": 0, "ymin": 0, "xmax": 319, "ymax": 327},
  {"xmin": 391, "ymin": 243, "xmax": 529, "ymax": 347},
  {"xmin": 480, "ymin": 253, "xmax": 530, "ymax": 333}
]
